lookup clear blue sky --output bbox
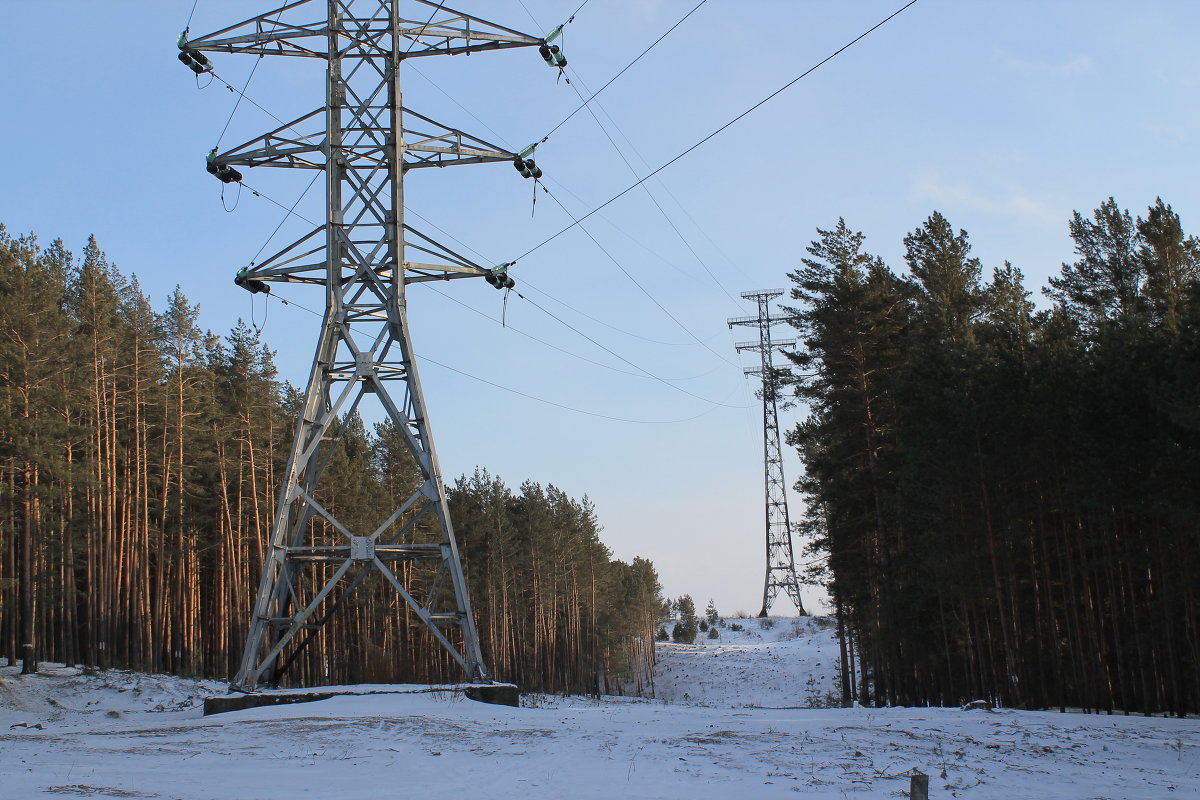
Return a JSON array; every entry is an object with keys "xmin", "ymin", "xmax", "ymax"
[{"xmin": 4, "ymin": 1, "xmax": 1199, "ymax": 616}]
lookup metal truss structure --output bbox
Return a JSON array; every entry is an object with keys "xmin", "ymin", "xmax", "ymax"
[
  {"xmin": 184, "ymin": 0, "xmax": 547, "ymax": 692},
  {"xmin": 729, "ymin": 290, "xmax": 808, "ymax": 617}
]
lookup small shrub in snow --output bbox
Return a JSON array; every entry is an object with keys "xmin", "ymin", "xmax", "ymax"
[
  {"xmin": 698, "ymin": 619, "xmax": 709, "ymax": 632},
  {"xmin": 706, "ymin": 627, "xmax": 719, "ymax": 640},
  {"xmin": 758, "ymin": 617, "xmax": 775, "ymax": 630},
  {"xmin": 655, "ymin": 627, "xmax": 670, "ymax": 642},
  {"xmin": 729, "ymin": 623, "xmax": 744, "ymax": 632}
]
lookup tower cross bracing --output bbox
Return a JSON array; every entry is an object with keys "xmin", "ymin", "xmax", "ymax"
[
  {"xmin": 183, "ymin": 0, "xmax": 546, "ymax": 691},
  {"xmin": 729, "ymin": 290, "xmax": 808, "ymax": 618}
]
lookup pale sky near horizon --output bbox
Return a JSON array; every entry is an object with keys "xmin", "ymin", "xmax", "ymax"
[{"xmin": 3, "ymin": 1, "xmax": 1199, "ymax": 618}]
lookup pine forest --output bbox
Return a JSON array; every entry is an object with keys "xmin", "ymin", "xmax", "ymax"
[
  {"xmin": 787, "ymin": 197, "xmax": 1199, "ymax": 716},
  {"xmin": 0, "ymin": 226, "xmax": 661, "ymax": 695}
]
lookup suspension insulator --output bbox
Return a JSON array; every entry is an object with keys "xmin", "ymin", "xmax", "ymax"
[
  {"xmin": 177, "ymin": 46, "xmax": 212, "ymax": 75},
  {"xmin": 207, "ymin": 162, "xmax": 243, "ymax": 184},
  {"xmin": 484, "ymin": 264, "xmax": 515, "ymax": 290},
  {"xmin": 234, "ymin": 275, "xmax": 270, "ymax": 294},
  {"xmin": 539, "ymin": 43, "xmax": 567, "ymax": 69},
  {"xmin": 513, "ymin": 156, "xmax": 543, "ymax": 180},
  {"xmin": 206, "ymin": 150, "xmax": 243, "ymax": 184}
]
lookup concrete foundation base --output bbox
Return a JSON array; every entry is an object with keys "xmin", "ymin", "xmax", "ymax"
[
  {"xmin": 202, "ymin": 683, "xmax": 521, "ymax": 715},
  {"xmin": 203, "ymin": 692, "xmax": 333, "ymax": 716},
  {"xmin": 464, "ymin": 683, "xmax": 520, "ymax": 707}
]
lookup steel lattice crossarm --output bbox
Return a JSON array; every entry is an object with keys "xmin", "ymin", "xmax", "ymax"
[
  {"xmin": 728, "ymin": 289, "xmax": 807, "ymax": 618},
  {"xmin": 728, "ymin": 314, "xmax": 795, "ymax": 327},
  {"xmin": 735, "ymin": 338, "xmax": 797, "ymax": 354},
  {"xmin": 212, "ymin": 106, "xmax": 516, "ymax": 173},
  {"xmin": 182, "ymin": 0, "xmax": 549, "ymax": 693},
  {"xmin": 184, "ymin": 0, "xmax": 541, "ymax": 59}
]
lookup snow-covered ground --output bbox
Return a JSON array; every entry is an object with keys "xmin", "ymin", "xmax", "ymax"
[
  {"xmin": 1, "ymin": 620, "xmax": 1197, "ymax": 799},
  {"xmin": 655, "ymin": 616, "xmax": 840, "ymax": 707}
]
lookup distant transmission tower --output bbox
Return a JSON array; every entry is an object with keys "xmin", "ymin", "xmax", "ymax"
[
  {"xmin": 181, "ymin": 1, "xmax": 557, "ymax": 691},
  {"xmin": 729, "ymin": 290, "xmax": 808, "ymax": 617}
]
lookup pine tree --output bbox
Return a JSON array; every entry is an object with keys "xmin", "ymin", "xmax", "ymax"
[
  {"xmin": 672, "ymin": 594, "xmax": 698, "ymax": 643},
  {"xmin": 0, "ymin": 229, "xmax": 75, "ymax": 672},
  {"xmin": 705, "ymin": 598, "xmax": 719, "ymax": 626}
]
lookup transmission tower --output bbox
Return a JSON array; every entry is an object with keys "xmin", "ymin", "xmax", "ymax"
[
  {"xmin": 181, "ymin": 1, "xmax": 557, "ymax": 691},
  {"xmin": 729, "ymin": 290, "xmax": 808, "ymax": 617}
]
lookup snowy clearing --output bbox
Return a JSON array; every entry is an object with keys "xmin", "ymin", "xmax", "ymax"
[{"xmin": 1, "ymin": 619, "xmax": 1197, "ymax": 799}]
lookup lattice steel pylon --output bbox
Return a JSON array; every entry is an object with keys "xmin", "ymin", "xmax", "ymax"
[
  {"xmin": 729, "ymin": 290, "xmax": 808, "ymax": 618},
  {"xmin": 182, "ymin": 1, "xmax": 549, "ymax": 691}
]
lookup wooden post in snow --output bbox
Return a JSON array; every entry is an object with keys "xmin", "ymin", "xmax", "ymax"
[{"xmin": 910, "ymin": 770, "xmax": 929, "ymax": 800}]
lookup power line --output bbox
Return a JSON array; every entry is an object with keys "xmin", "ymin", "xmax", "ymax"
[
  {"xmin": 406, "ymin": 63, "xmax": 513, "ymax": 149},
  {"xmin": 213, "ymin": 8, "xmax": 285, "ymax": 149},
  {"xmin": 539, "ymin": 184, "xmax": 740, "ymax": 368},
  {"xmin": 239, "ymin": 181, "xmax": 322, "ymax": 228},
  {"xmin": 249, "ymin": 171, "xmax": 322, "ymax": 266},
  {"xmin": 184, "ymin": 0, "xmax": 200, "ymax": 32},
  {"xmin": 262, "ymin": 291, "xmax": 716, "ymax": 424},
  {"xmin": 564, "ymin": 67, "xmax": 746, "ymax": 308},
  {"xmin": 513, "ymin": 283, "xmax": 745, "ymax": 408},
  {"xmin": 208, "ymin": 70, "xmax": 308, "ymax": 141},
  {"xmin": 302, "ymin": 55, "xmax": 737, "ymax": 353},
  {"xmin": 519, "ymin": 279, "xmax": 696, "ymax": 347},
  {"xmin": 541, "ymin": 178, "xmax": 725, "ymax": 299},
  {"xmin": 514, "ymin": 0, "xmax": 543, "ymax": 32},
  {"xmin": 418, "ymin": 353, "xmax": 717, "ymax": 425},
  {"xmin": 512, "ymin": 0, "xmax": 923, "ymax": 263},
  {"xmin": 540, "ymin": 0, "xmax": 709, "ymax": 144},
  {"xmin": 238, "ymin": 188, "xmax": 737, "ymax": 399},
  {"xmin": 401, "ymin": 204, "xmax": 699, "ymax": 346},
  {"xmin": 567, "ymin": 78, "xmax": 755, "ymax": 289},
  {"xmin": 404, "ymin": 1, "xmax": 448, "ymax": 55},
  {"xmin": 567, "ymin": 0, "xmax": 593, "ymax": 23},
  {"xmin": 215, "ymin": 59, "xmax": 265, "ymax": 149},
  {"xmin": 419, "ymin": 282, "xmax": 721, "ymax": 381}
]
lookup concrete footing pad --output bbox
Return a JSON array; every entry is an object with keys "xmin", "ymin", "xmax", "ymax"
[
  {"xmin": 203, "ymin": 692, "xmax": 333, "ymax": 715},
  {"xmin": 464, "ymin": 683, "xmax": 520, "ymax": 707},
  {"xmin": 202, "ymin": 683, "xmax": 521, "ymax": 715}
]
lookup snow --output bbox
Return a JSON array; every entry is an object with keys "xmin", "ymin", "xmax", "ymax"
[
  {"xmin": 655, "ymin": 616, "xmax": 841, "ymax": 708},
  {"xmin": 2, "ymin": 622, "xmax": 1197, "ymax": 799}
]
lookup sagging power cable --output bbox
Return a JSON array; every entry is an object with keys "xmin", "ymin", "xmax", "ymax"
[
  {"xmin": 564, "ymin": 66, "xmax": 754, "ymax": 289},
  {"xmin": 512, "ymin": 0, "xmax": 923, "ymax": 263},
  {"xmin": 538, "ymin": 0, "xmax": 708, "ymax": 145},
  {"xmin": 565, "ymin": 67, "xmax": 746, "ymax": 308},
  {"xmin": 262, "ymin": 290, "xmax": 717, "ymax": 424},
  {"xmin": 402, "ymin": 205, "xmax": 696, "ymax": 346},
  {"xmin": 420, "ymin": 283, "xmax": 719, "ymax": 382},
  {"xmin": 404, "ymin": 1, "xmax": 448, "ymax": 55},
  {"xmin": 418, "ymin": 353, "xmax": 717, "ymax": 425},
  {"xmin": 512, "ymin": 282, "xmax": 744, "ymax": 408},
  {"xmin": 539, "ymin": 184, "xmax": 739, "ymax": 368}
]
